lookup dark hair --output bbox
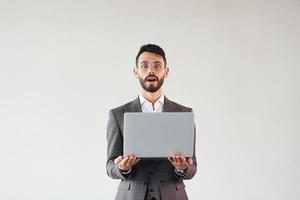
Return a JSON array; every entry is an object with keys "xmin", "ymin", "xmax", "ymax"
[{"xmin": 135, "ymin": 44, "xmax": 167, "ymax": 67}]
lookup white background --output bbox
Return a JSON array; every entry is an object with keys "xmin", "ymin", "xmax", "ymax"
[{"xmin": 0, "ymin": 0, "xmax": 299, "ymax": 199}]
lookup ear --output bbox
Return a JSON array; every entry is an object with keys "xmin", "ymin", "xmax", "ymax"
[
  {"xmin": 164, "ymin": 66, "xmax": 170, "ymax": 78},
  {"xmin": 133, "ymin": 67, "xmax": 139, "ymax": 78}
]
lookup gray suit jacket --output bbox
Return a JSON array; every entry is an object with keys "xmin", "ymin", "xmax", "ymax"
[{"xmin": 106, "ymin": 96, "xmax": 197, "ymax": 200}]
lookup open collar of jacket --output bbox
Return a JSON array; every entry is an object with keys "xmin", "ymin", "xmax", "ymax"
[{"xmin": 128, "ymin": 95, "xmax": 181, "ymax": 112}]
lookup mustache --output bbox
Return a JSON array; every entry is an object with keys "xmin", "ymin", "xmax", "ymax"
[{"xmin": 145, "ymin": 75, "xmax": 158, "ymax": 80}]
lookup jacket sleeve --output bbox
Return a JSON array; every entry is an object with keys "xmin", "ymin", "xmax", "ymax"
[
  {"xmin": 175, "ymin": 109, "xmax": 197, "ymax": 180},
  {"xmin": 181, "ymin": 124, "xmax": 197, "ymax": 180},
  {"xmin": 106, "ymin": 110, "xmax": 128, "ymax": 180}
]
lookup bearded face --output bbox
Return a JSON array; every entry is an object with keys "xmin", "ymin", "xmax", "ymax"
[
  {"xmin": 134, "ymin": 52, "xmax": 169, "ymax": 93},
  {"xmin": 138, "ymin": 74, "xmax": 165, "ymax": 93}
]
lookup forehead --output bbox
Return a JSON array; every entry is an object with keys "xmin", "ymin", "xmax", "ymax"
[{"xmin": 137, "ymin": 52, "xmax": 164, "ymax": 63}]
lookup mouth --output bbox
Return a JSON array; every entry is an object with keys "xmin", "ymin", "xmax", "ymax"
[{"xmin": 146, "ymin": 76, "xmax": 158, "ymax": 82}]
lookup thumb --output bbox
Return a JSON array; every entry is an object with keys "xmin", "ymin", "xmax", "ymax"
[
  {"xmin": 187, "ymin": 158, "xmax": 193, "ymax": 165},
  {"xmin": 114, "ymin": 155, "xmax": 123, "ymax": 164}
]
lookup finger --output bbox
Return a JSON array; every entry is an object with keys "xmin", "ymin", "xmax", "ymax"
[
  {"xmin": 179, "ymin": 156, "xmax": 186, "ymax": 162},
  {"xmin": 174, "ymin": 156, "xmax": 181, "ymax": 164},
  {"xmin": 121, "ymin": 156, "xmax": 129, "ymax": 167},
  {"xmin": 133, "ymin": 158, "xmax": 141, "ymax": 165},
  {"xmin": 127, "ymin": 156, "xmax": 139, "ymax": 166},
  {"xmin": 187, "ymin": 158, "xmax": 193, "ymax": 165},
  {"xmin": 168, "ymin": 157, "xmax": 175, "ymax": 165},
  {"xmin": 132, "ymin": 156, "xmax": 140, "ymax": 163},
  {"xmin": 118, "ymin": 157, "xmax": 130, "ymax": 170},
  {"xmin": 131, "ymin": 156, "xmax": 136, "ymax": 163},
  {"xmin": 127, "ymin": 156, "xmax": 136, "ymax": 166},
  {"xmin": 174, "ymin": 153, "xmax": 184, "ymax": 157},
  {"xmin": 114, "ymin": 155, "xmax": 123, "ymax": 164}
]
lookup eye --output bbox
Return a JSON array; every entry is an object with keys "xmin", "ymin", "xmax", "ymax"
[
  {"xmin": 140, "ymin": 63, "xmax": 148, "ymax": 69},
  {"xmin": 153, "ymin": 63, "xmax": 161, "ymax": 68}
]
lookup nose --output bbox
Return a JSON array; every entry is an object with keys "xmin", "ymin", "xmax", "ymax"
[{"xmin": 147, "ymin": 65, "xmax": 156, "ymax": 74}]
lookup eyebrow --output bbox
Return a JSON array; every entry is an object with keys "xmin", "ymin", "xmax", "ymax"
[{"xmin": 139, "ymin": 61, "xmax": 163, "ymax": 64}]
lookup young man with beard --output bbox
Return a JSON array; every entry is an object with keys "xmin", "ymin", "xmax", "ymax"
[{"xmin": 106, "ymin": 44, "xmax": 197, "ymax": 200}]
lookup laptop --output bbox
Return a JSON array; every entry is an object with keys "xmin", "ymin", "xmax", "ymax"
[{"xmin": 123, "ymin": 112, "xmax": 194, "ymax": 158}]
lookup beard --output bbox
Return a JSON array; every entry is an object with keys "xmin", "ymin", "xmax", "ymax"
[{"xmin": 138, "ymin": 75, "xmax": 165, "ymax": 93}]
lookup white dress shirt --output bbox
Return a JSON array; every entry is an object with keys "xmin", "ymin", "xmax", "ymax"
[{"xmin": 139, "ymin": 94, "xmax": 164, "ymax": 113}]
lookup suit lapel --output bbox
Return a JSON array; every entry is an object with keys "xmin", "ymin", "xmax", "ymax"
[
  {"xmin": 129, "ymin": 96, "xmax": 142, "ymax": 112},
  {"xmin": 163, "ymin": 96, "xmax": 180, "ymax": 112}
]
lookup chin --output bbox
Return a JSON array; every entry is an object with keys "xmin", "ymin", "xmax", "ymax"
[{"xmin": 146, "ymin": 87, "xmax": 160, "ymax": 93}]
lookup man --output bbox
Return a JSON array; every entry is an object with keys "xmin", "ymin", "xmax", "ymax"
[{"xmin": 106, "ymin": 44, "xmax": 197, "ymax": 200}]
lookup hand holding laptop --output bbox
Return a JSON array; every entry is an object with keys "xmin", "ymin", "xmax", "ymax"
[
  {"xmin": 168, "ymin": 154, "xmax": 193, "ymax": 170},
  {"xmin": 114, "ymin": 155, "xmax": 140, "ymax": 172}
]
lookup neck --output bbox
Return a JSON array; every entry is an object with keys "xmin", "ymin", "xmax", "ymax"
[{"xmin": 141, "ymin": 88, "xmax": 163, "ymax": 104}]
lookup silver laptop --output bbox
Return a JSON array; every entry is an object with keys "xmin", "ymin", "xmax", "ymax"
[{"xmin": 123, "ymin": 112, "xmax": 194, "ymax": 158}]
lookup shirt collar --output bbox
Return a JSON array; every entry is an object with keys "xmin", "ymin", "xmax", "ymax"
[{"xmin": 139, "ymin": 94, "xmax": 164, "ymax": 106}]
